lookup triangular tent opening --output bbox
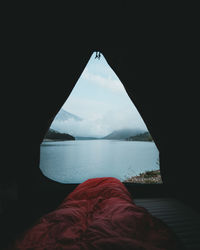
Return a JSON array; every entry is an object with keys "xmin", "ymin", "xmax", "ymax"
[{"xmin": 40, "ymin": 52, "xmax": 161, "ymax": 184}]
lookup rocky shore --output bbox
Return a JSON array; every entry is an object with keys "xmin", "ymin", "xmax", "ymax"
[{"xmin": 124, "ymin": 169, "xmax": 162, "ymax": 184}]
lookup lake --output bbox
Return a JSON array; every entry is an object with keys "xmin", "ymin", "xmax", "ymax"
[{"xmin": 40, "ymin": 140, "xmax": 160, "ymax": 183}]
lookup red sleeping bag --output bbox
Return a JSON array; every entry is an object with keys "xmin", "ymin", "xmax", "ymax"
[{"xmin": 13, "ymin": 177, "xmax": 180, "ymax": 249}]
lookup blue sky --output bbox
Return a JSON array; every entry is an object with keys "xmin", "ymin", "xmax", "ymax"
[{"xmin": 52, "ymin": 52, "xmax": 148, "ymax": 137}]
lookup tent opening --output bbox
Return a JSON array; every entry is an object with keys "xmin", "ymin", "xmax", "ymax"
[{"xmin": 39, "ymin": 52, "xmax": 161, "ymax": 184}]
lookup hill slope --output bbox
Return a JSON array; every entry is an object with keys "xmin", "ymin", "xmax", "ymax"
[
  {"xmin": 44, "ymin": 129, "xmax": 75, "ymax": 141},
  {"xmin": 126, "ymin": 131, "xmax": 153, "ymax": 141},
  {"xmin": 103, "ymin": 128, "xmax": 145, "ymax": 140}
]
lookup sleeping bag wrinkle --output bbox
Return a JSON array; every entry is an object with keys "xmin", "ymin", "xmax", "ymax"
[{"xmin": 12, "ymin": 177, "xmax": 181, "ymax": 250}]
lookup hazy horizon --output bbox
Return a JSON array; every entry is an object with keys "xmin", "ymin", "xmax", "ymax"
[{"xmin": 50, "ymin": 52, "xmax": 148, "ymax": 138}]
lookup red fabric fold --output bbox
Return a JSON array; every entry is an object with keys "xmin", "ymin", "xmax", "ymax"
[{"xmin": 13, "ymin": 177, "xmax": 180, "ymax": 249}]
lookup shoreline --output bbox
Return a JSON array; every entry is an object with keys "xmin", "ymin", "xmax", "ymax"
[
  {"xmin": 43, "ymin": 139, "xmax": 75, "ymax": 142},
  {"xmin": 124, "ymin": 169, "xmax": 162, "ymax": 184}
]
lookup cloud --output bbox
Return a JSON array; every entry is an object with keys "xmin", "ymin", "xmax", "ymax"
[
  {"xmin": 63, "ymin": 96, "xmax": 112, "ymax": 119},
  {"xmin": 51, "ymin": 117, "xmax": 109, "ymax": 138},
  {"xmin": 50, "ymin": 109, "xmax": 147, "ymax": 138},
  {"xmin": 50, "ymin": 53, "xmax": 148, "ymax": 138},
  {"xmin": 82, "ymin": 68, "xmax": 125, "ymax": 94}
]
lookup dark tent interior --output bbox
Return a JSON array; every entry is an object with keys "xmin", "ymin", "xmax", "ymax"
[{"xmin": 1, "ymin": 6, "xmax": 200, "ymax": 249}]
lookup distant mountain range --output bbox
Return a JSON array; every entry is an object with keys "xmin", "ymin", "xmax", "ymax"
[
  {"xmin": 48, "ymin": 109, "xmax": 151, "ymax": 142},
  {"xmin": 103, "ymin": 128, "xmax": 145, "ymax": 140},
  {"xmin": 44, "ymin": 128, "xmax": 152, "ymax": 142},
  {"xmin": 44, "ymin": 127, "xmax": 152, "ymax": 142},
  {"xmin": 54, "ymin": 108, "xmax": 82, "ymax": 122}
]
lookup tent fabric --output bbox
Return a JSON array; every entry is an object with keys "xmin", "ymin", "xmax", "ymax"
[
  {"xmin": 134, "ymin": 198, "xmax": 200, "ymax": 249},
  {"xmin": 13, "ymin": 177, "xmax": 181, "ymax": 250}
]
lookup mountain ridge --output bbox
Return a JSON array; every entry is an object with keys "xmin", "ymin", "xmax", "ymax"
[
  {"xmin": 54, "ymin": 108, "xmax": 82, "ymax": 122},
  {"xmin": 103, "ymin": 128, "xmax": 146, "ymax": 140}
]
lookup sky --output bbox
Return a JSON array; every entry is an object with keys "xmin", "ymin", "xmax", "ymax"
[{"xmin": 51, "ymin": 52, "xmax": 148, "ymax": 138}]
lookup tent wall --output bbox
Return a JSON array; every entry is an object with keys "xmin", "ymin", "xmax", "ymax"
[
  {"xmin": 2, "ymin": 44, "xmax": 199, "ymax": 208},
  {"xmin": 1, "ymin": 23, "xmax": 199, "ymax": 247}
]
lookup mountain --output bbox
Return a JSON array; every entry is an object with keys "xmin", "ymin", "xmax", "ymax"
[
  {"xmin": 44, "ymin": 129, "xmax": 75, "ymax": 141},
  {"xmin": 126, "ymin": 131, "xmax": 153, "ymax": 141},
  {"xmin": 103, "ymin": 128, "xmax": 145, "ymax": 140},
  {"xmin": 54, "ymin": 108, "xmax": 82, "ymax": 122}
]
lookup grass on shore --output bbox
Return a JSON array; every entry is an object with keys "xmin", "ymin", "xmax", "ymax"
[{"xmin": 124, "ymin": 169, "xmax": 162, "ymax": 184}]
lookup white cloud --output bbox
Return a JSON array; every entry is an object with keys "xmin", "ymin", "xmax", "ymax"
[
  {"xmin": 51, "ymin": 53, "xmax": 148, "ymax": 138},
  {"xmin": 51, "ymin": 109, "xmax": 147, "ymax": 138},
  {"xmin": 51, "ymin": 117, "xmax": 109, "ymax": 138},
  {"xmin": 82, "ymin": 68, "xmax": 125, "ymax": 94},
  {"xmin": 63, "ymin": 96, "xmax": 112, "ymax": 119}
]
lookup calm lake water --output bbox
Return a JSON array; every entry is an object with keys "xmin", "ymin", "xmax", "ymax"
[{"xmin": 40, "ymin": 140, "xmax": 160, "ymax": 183}]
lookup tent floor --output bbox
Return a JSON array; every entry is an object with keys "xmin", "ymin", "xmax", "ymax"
[{"xmin": 134, "ymin": 198, "xmax": 200, "ymax": 250}]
